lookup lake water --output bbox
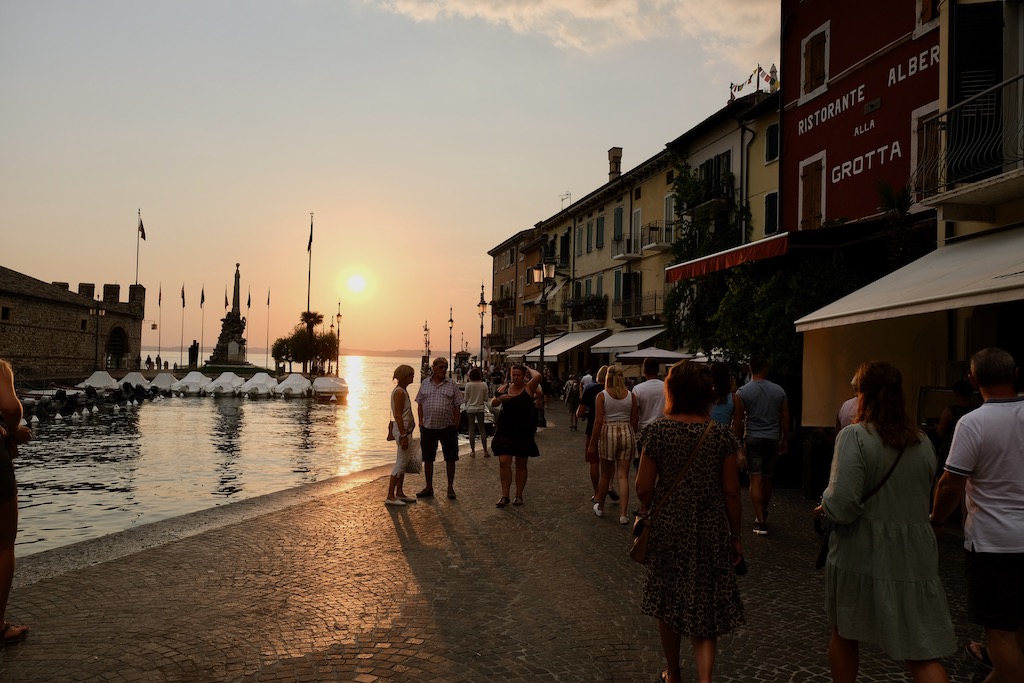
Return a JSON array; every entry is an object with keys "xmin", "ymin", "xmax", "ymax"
[{"xmin": 14, "ymin": 355, "xmax": 428, "ymax": 555}]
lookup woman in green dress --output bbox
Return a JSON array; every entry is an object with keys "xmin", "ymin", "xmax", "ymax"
[{"xmin": 820, "ymin": 360, "xmax": 955, "ymax": 682}]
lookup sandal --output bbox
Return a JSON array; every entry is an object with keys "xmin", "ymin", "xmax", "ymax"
[
  {"xmin": 496, "ymin": 496, "xmax": 510, "ymax": 508},
  {"xmin": 0, "ymin": 622, "xmax": 28, "ymax": 645},
  {"xmin": 513, "ymin": 496, "xmax": 523, "ymax": 506},
  {"xmin": 965, "ymin": 641, "xmax": 993, "ymax": 669}
]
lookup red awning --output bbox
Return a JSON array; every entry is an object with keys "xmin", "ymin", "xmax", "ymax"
[{"xmin": 665, "ymin": 233, "xmax": 789, "ymax": 283}]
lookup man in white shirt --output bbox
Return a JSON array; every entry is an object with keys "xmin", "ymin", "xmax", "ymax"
[
  {"xmin": 933, "ymin": 347, "xmax": 1024, "ymax": 683},
  {"xmin": 632, "ymin": 357, "xmax": 665, "ymax": 452}
]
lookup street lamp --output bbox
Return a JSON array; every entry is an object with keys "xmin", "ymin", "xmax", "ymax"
[
  {"xmin": 448, "ymin": 307, "xmax": 454, "ymax": 378},
  {"xmin": 89, "ymin": 301, "xmax": 106, "ymax": 371},
  {"xmin": 532, "ymin": 256, "xmax": 557, "ymax": 376},
  {"xmin": 478, "ymin": 284, "xmax": 487, "ymax": 369},
  {"xmin": 335, "ymin": 301, "xmax": 342, "ymax": 377}
]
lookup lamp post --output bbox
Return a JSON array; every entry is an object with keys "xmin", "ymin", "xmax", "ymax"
[
  {"xmin": 478, "ymin": 284, "xmax": 487, "ymax": 369},
  {"xmin": 448, "ymin": 307, "xmax": 454, "ymax": 379},
  {"xmin": 532, "ymin": 257, "xmax": 557, "ymax": 377},
  {"xmin": 335, "ymin": 301, "xmax": 342, "ymax": 377},
  {"xmin": 90, "ymin": 301, "xmax": 105, "ymax": 370}
]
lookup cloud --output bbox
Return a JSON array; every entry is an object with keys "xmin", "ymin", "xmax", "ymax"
[{"xmin": 365, "ymin": 0, "xmax": 779, "ymax": 67}]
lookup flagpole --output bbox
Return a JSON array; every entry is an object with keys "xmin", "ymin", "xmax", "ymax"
[
  {"xmin": 200, "ymin": 285, "xmax": 205, "ymax": 368},
  {"xmin": 265, "ymin": 288, "xmax": 271, "ymax": 370},
  {"xmin": 158, "ymin": 283, "xmax": 162, "ymax": 364},
  {"xmin": 246, "ymin": 287, "xmax": 251, "ymax": 362},
  {"xmin": 180, "ymin": 285, "xmax": 185, "ymax": 369},
  {"xmin": 135, "ymin": 208, "xmax": 141, "ymax": 285},
  {"xmin": 307, "ymin": 212, "xmax": 313, "ymax": 314}
]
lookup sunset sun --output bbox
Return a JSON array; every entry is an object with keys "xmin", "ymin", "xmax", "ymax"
[{"xmin": 347, "ymin": 274, "xmax": 367, "ymax": 293}]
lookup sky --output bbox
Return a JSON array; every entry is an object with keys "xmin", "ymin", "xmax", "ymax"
[{"xmin": 1, "ymin": 0, "xmax": 779, "ymax": 357}]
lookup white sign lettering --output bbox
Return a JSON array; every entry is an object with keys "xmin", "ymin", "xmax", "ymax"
[
  {"xmin": 888, "ymin": 45, "xmax": 940, "ymax": 87},
  {"xmin": 830, "ymin": 141, "xmax": 903, "ymax": 184},
  {"xmin": 797, "ymin": 84, "xmax": 866, "ymax": 135}
]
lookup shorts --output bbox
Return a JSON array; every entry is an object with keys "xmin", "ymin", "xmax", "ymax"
[
  {"xmin": 599, "ymin": 422, "xmax": 636, "ymax": 461},
  {"xmin": 965, "ymin": 550, "xmax": 1024, "ymax": 631},
  {"xmin": 420, "ymin": 426, "xmax": 460, "ymax": 463},
  {"xmin": 0, "ymin": 444, "xmax": 15, "ymax": 503},
  {"xmin": 745, "ymin": 438, "xmax": 779, "ymax": 477}
]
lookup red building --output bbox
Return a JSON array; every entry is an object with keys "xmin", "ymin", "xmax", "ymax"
[{"xmin": 781, "ymin": 0, "xmax": 940, "ymax": 232}]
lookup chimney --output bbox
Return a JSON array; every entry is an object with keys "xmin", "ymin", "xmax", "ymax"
[
  {"xmin": 78, "ymin": 283, "xmax": 96, "ymax": 299},
  {"xmin": 608, "ymin": 147, "xmax": 623, "ymax": 181},
  {"xmin": 102, "ymin": 284, "xmax": 120, "ymax": 304}
]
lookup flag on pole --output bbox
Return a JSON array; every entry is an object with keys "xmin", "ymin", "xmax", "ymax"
[
  {"xmin": 138, "ymin": 213, "xmax": 146, "ymax": 240},
  {"xmin": 158, "ymin": 284, "xmax": 162, "ymax": 307},
  {"xmin": 200, "ymin": 287, "xmax": 205, "ymax": 308},
  {"xmin": 247, "ymin": 288, "xmax": 251, "ymax": 309},
  {"xmin": 307, "ymin": 216, "xmax": 313, "ymax": 252},
  {"xmin": 181, "ymin": 285, "xmax": 185, "ymax": 308},
  {"xmin": 267, "ymin": 288, "xmax": 271, "ymax": 306}
]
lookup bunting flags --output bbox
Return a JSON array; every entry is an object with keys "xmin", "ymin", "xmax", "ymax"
[
  {"xmin": 200, "ymin": 287, "xmax": 205, "ymax": 308},
  {"xmin": 729, "ymin": 64, "xmax": 780, "ymax": 98},
  {"xmin": 181, "ymin": 285, "xmax": 185, "ymax": 308}
]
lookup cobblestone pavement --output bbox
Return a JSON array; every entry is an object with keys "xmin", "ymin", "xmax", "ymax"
[{"xmin": 1, "ymin": 420, "xmax": 989, "ymax": 682}]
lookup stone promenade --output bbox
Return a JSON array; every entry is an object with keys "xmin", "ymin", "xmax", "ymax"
[{"xmin": 1, "ymin": 422, "xmax": 989, "ymax": 682}]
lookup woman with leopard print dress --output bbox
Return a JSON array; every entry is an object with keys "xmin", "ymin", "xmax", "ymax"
[{"xmin": 636, "ymin": 360, "xmax": 744, "ymax": 683}]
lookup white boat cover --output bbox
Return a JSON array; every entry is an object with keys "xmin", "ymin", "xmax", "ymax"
[
  {"xmin": 77, "ymin": 371, "xmax": 118, "ymax": 390},
  {"xmin": 274, "ymin": 373, "xmax": 312, "ymax": 396},
  {"xmin": 170, "ymin": 371, "xmax": 211, "ymax": 394},
  {"xmin": 118, "ymin": 372, "xmax": 151, "ymax": 389},
  {"xmin": 312, "ymin": 376, "xmax": 349, "ymax": 395},
  {"xmin": 240, "ymin": 372, "xmax": 278, "ymax": 395},
  {"xmin": 202, "ymin": 372, "xmax": 245, "ymax": 395},
  {"xmin": 150, "ymin": 372, "xmax": 176, "ymax": 390}
]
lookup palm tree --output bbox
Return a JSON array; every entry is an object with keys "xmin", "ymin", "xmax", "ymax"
[{"xmin": 299, "ymin": 311, "xmax": 323, "ymax": 373}]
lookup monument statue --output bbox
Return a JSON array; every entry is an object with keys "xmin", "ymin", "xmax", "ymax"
[{"xmin": 210, "ymin": 263, "xmax": 247, "ymax": 364}]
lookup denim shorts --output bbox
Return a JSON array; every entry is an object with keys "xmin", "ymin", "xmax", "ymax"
[{"xmin": 745, "ymin": 438, "xmax": 779, "ymax": 477}]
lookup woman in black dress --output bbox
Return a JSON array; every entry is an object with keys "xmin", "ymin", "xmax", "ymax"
[{"xmin": 491, "ymin": 364, "xmax": 541, "ymax": 507}]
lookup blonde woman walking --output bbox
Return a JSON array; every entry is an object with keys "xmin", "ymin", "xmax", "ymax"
[
  {"xmin": 386, "ymin": 365, "xmax": 418, "ymax": 506},
  {"xmin": 588, "ymin": 365, "xmax": 638, "ymax": 523}
]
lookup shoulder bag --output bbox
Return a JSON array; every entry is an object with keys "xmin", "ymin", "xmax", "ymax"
[
  {"xmin": 630, "ymin": 422, "xmax": 713, "ymax": 564},
  {"xmin": 814, "ymin": 444, "xmax": 907, "ymax": 569}
]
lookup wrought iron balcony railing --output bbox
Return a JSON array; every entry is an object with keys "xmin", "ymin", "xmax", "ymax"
[{"xmin": 914, "ymin": 72, "xmax": 1024, "ymax": 199}]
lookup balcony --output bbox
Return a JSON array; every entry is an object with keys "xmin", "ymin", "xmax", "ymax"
[
  {"xmin": 490, "ymin": 295, "xmax": 516, "ymax": 316},
  {"xmin": 641, "ymin": 220, "xmax": 675, "ymax": 251},
  {"xmin": 914, "ymin": 72, "xmax": 1024, "ymax": 220},
  {"xmin": 611, "ymin": 235, "xmax": 643, "ymax": 260},
  {"xmin": 485, "ymin": 332, "xmax": 510, "ymax": 351},
  {"xmin": 612, "ymin": 292, "xmax": 666, "ymax": 325}
]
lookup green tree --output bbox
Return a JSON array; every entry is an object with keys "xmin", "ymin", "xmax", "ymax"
[
  {"xmin": 270, "ymin": 337, "xmax": 293, "ymax": 372},
  {"xmin": 298, "ymin": 311, "xmax": 323, "ymax": 372}
]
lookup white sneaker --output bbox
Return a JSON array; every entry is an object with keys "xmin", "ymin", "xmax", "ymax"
[
  {"xmin": 593, "ymin": 502, "xmax": 603, "ymax": 517},
  {"xmin": 385, "ymin": 498, "xmax": 406, "ymax": 506},
  {"xmin": 619, "ymin": 516, "xmax": 630, "ymax": 525}
]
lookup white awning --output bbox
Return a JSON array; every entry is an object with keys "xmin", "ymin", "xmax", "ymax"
[
  {"xmin": 589, "ymin": 326, "xmax": 666, "ymax": 355},
  {"xmin": 795, "ymin": 227, "xmax": 1024, "ymax": 332},
  {"xmin": 525, "ymin": 329, "xmax": 610, "ymax": 362},
  {"xmin": 505, "ymin": 335, "xmax": 561, "ymax": 358},
  {"xmin": 529, "ymin": 279, "xmax": 565, "ymax": 305}
]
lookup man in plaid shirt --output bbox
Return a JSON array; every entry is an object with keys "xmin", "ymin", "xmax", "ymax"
[{"xmin": 415, "ymin": 357, "xmax": 464, "ymax": 500}]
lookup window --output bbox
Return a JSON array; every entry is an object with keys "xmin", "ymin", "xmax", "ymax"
[
  {"xmin": 585, "ymin": 278, "xmax": 592, "ymax": 297},
  {"xmin": 765, "ymin": 123, "xmax": 779, "ymax": 163},
  {"xmin": 80, "ymin": 319, "xmax": 87, "ymax": 331},
  {"xmin": 596, "ymin": 273, "xmax": 604, "ymax": 297},
  {"xmin": 634, "ymin": 187, "xmax": 641, "ymax": 200},
  {"xmin": 764, "ymin": 192, "xmax": 779, "ymax": 234},
  {"xmin": 919, "ymin": 0, "xmax": 938, "ymax": 24},
  {"xmin": 631, "ymin": 208, "xmax": 642, "ymax": 236},
  {"xmin": 586, "ymin": 221, "xmax": 593, "ymax": 253},
  {"xmin": 800, "ymin": 156, "xmax": 824, "ymax": 230},
  {"xmin": 0, "ymin": 307, "xmax": 9, "ymax": 321},
  {"xmin": 576, "ymin": 226, "xmax": 583, "ymax": 256},
  {"xmin": 519, "ymin": 275, "xmax": 525, "ymax": 295},
  {"xmin": 801, "ymin": 24, "xmax": 830, "ymax": 101},
  {"xmin": 596, "ymin": 216, "xmax": 605, "ymax": 248},
  {"xmin": 613, "ymin": 269, "xmax": 622, "ymax": 302},
  {"xmin": 573, "ymin": 281, "xmax": 583, "ymax": 299},
  {"xmin": 666, "ymin": 170, "xmax": 674, "ymax": 185},
  {"xmin": 613, "ymin": 207, "xmax": 624, "ymax": 240}
]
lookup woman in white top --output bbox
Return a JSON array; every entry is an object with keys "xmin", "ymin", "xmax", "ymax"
[
  {"xmin": 463, "ymin": 367, "xmax": 490, "ymax": 457},
  {"xmin": 386, "ymin": 365, "xmax": 418, "ymax": 506},
  {"xmin": 587, "ymin": 365, "xmax": 639, "ymax": 523}
]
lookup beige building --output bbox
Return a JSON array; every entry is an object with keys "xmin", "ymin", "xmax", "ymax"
[{"xmin": 0, "ymin": 266, "xmax": 146, "ymax": 379}]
